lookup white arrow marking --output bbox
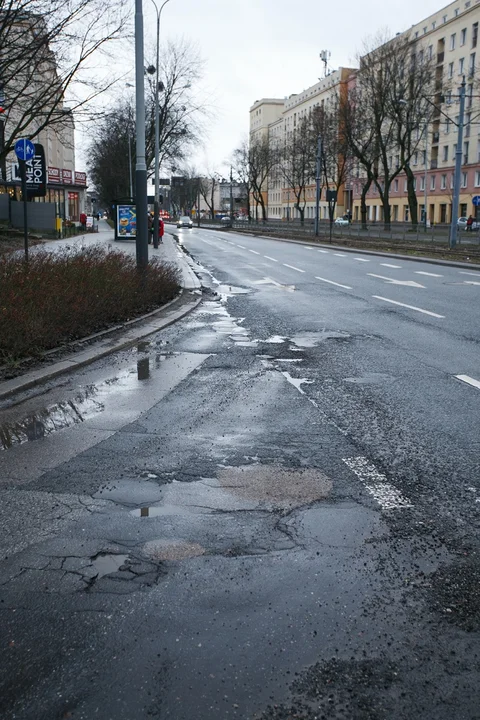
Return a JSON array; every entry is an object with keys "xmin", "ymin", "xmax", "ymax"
[
  {"xmin": 368, "ymin": 273, "xmax": 425, "ymax": 288},
  {"xmin": 415, "ymin": 271, "xmax": 443, "ymax": 277}
]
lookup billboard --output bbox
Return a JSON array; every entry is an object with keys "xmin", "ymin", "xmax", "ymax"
[
  {"xmin": 116, "ymin": 204, "xmax": 136, "ymax": 238},
  {"xmin": 25, "ymin": 144, "xmax": 46, "ymax": 198}
]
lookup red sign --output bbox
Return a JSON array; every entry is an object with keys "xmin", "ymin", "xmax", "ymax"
[
  {"xmin": 68, "ymin": 192, "xmax": 78, "ymax": 200},
  {"xmin": 62, "ymin": 169, "xmax": 73, "ymax": 184},
  {"xmin": 74, "ymin": 171, "xmax": 87, "ymax": 186},
  {"xmin": 48, "ymin": 166, "xmax": 61, "ymax": 183}
]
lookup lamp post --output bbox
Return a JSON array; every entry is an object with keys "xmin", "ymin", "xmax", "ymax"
[
  {"xmin": 423, "ymin": 120, "xmax": 428, "ymax": 233},
  {"xmin": 134, "ymin": 0, "xmax": 148, "ymax": 269},
  {"xmin": 314, "ymin": 135, "xmax": 322, "ymax": 236},
  {"xmin": 150, "ymin": 0, "xmax": 171, "ymax": 249},
  {"xmin": 125, "ymin": 84, "xmax": 134, "ymax": 199},
  {"xmin": 450, "ymin": 77, "xmax": 466, "ymax": 249}
]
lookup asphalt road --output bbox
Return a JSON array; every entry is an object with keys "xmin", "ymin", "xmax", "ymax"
[{"xmin": 0, "ymin": 227, "xmax": 479, "ymax": 719}]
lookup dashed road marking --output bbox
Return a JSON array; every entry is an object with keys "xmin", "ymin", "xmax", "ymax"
[
  {"xmin": 249, "ymin": 249, "xmax": 260, "ymax": 255},
  {"xmin": 303, "ymin": 246, "xmax": 315, "ymax": 250},
  {"xmin": 455, "ymin": 374, "xmax": 480, "ymax": 390},
  {"xmin": 355, "ymin": 258, "xmax": 370, "ymax": 262},
  {"xmin": 334, "ymin": 253, "xmax": 346, "ymax": 257},
  {"xmin": 459, "ymin": 271, "xmax": 480, "ymax": 277},
  {"xmin": 372, "ymin": 296, "xmax": 445, "ymax": 318},
  {"xmin": 317, "ymin": 249, "xmax": 330, "ymax": 254},
  {"xmin": 315, "ymin": 276, "xmax": 352, "ymax": 290},
  {"xmin": 283, "ymin": 263, "xmax": 305, "ymax": 273},
  {"xmin": 264, "ymin": 255, "xmax": 278, "ymax": 262},
  {"xmin": 415, "ymin": 271, "xmax": 443, "ymax": 277},
  {"xmin": 343, "ymin": 456, "xmax": 413, "ymax": 510},
  {"xmin": 237, "ymin": 244, "xmax": 246, "ymax": 249},
  {"xmin": 381, "ymin": 263, "xmax": 402, "ymax": 269}
]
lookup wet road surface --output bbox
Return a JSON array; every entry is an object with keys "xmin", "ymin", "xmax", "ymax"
[{"xmin": 0, "ymin": 228, "xmax": 479, "ymax": 719}]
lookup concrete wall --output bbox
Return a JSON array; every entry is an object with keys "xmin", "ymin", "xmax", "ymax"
[{"xmin": 11, "ymin": 201, "xmax": 56, "ymax": 230}]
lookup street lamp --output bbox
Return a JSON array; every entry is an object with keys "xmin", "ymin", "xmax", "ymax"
[
  {"xmin": 150, "ymin": 0, "xmax": 171, "ymax": 249},
  {"xmin": 125, "ymin": 84, "xmax": 134, "ymax": 199},
  {"xmin": 134, "ymin": 0, "xmax": 148, "ymax": 269}
]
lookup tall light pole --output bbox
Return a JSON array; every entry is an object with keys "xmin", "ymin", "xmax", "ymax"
[
  {"xmin": 151, "ymin": 0, "xmax": 171, "ymax": 249},
  {"xmin": 450, "ymin": 77, "xmax": 466, "ymax": 249},
  {"xmin": 423, "ymin": 120, "xmax": 428, "ymax": 233},
  {"xmin": 125, "ymin": 84, "xmax": 134, "ymax": 199},
  {"xmin": 314, "ymin": 135, "xmax": 323, "ymax": 236},
  {"xmin": 230, "ymin": 166, "xmax": 234, "ymax": 223},
  {"xmin": 134, "ymin": 0, "xmax": 148, "ymax": 269}
]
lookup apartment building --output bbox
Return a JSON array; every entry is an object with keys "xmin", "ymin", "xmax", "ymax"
[
  {"xmin": 352, "ymin": 0, "xmax": 480, "ymax": 224},
  {"xmin": 249, "ymin": 69, "xmax": 353, "ymax": 220}
]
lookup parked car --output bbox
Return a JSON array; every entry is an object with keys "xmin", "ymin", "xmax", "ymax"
[
  {"xmin": 334, "ymin": 217, "xmax": 349, "ymax": 226},
  {"xmin": 221, "ymin": 216, "xmax": 232, "ymax": 226},
  {"xmin": 177, "ymin": 216, "xmax": 193, "ymax": 228},
  {"xmin": 458, "ymin": 216, "xmax": 480, "ymax": 230}
]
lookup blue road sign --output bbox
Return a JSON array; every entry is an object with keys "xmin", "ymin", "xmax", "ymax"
[
  {"xmin": 14, "ymin": 138, "xmax": 35, "ymax": 162},
  {"xmin": 472, "ymin": 196, "xmax": 480, "ymax": 206}
]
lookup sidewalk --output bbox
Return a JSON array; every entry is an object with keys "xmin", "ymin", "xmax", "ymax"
[{"xmin": 0, "ymin": 224, "xmax": 201, "ymax": 401}]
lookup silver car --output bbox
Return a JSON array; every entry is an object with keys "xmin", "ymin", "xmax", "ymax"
[{"xmin": 177, "ymin": 216, "xmax": 193, "ymax": 228}]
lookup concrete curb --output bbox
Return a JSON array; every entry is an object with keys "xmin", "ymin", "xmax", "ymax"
[
  {"xmin": 0, "ymin": 241, "xmax": 203, "ymax": 401},
  {"xmin": 204, "ymin": 226, "xmax": 480, "ymax": 272}
]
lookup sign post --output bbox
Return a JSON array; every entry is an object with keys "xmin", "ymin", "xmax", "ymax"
[{"xmin": 14, "ymin": 138, "xmax": 35, "ymax": 261}]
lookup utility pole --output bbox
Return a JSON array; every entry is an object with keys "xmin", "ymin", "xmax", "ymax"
[
  {"xmin": 450, "ymin": 77, "xmax": 466, "ymax": 249},
  {"xmin": 230, "ymin": 166, "xmax": 234, "ymax": 224},
  {"xmin": 134, "ymin": 0, "xmax": 148, "ymax": 269},
  {"xmin": 315, "ymin": 135, "xmax": 322, "ymax": 236},
  {"xmin": 152, "ymin": 0, "xmax": 171, "ymax": 250},
  {"xmin": 423, "ymin": 120, "xmax": 428, "ymax": 233}
]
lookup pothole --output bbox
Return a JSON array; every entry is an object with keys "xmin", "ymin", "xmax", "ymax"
[
  {"xmin": 91, "ymin": 552, "xmax": 129, "ymax": 578},
  {"xmin": 290, "ymin": 331, "xmax": 351, "ymax": 347},
  {"xmin": 143, "ymin": 539, "xmax": 205, "ymax": 561},
  {"xmin": 217, "ymin": 465, "xmax": 332, "ymax": 510},
  {"xmin": 216, "ymin": 284, "xmax": 251, "ymax": 297}
]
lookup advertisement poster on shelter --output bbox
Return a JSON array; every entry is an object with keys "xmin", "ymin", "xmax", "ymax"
[{"xmin": 117, "ymin": 205, "xmax": 136, "ymax": 237}]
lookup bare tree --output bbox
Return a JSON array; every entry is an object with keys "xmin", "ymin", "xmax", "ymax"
[
  {"xmin": 249, "ymin": 135, "xmax": 278, "ymax": 222},
  {"xmin": 280, "ymin": 116, "xmax": 315, "ymax": 224},
  {"xmin": 199, "ymin": 172, "xmax": 220, "ymax": 219},
  {"xmin": 232, "ymin": 139, "xmax": 252, "ymax": 221},
  {"xmin": 0, "ymin": 0, "xmax": 129, "ymax": 174}
]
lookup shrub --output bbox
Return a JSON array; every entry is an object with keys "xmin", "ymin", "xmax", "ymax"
[{"xmin": 0, "ymin": 245, "xmax": 181, "ymax": 362}]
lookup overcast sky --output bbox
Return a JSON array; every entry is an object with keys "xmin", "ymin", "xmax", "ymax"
[{"xmin": 79, "ymin": 0, "xmax": 444, "ymax": 177}]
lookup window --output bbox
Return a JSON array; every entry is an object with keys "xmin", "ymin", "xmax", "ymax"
[
  {"xmin": 413, "ymin": 178, "xmax": 417, "ymax": 190},
  {"xmin": 413, "ymin": 152, "xmax": 418, "ymax": 166},
  {"xmin": 422, "ymin": 150, "xmax": 427, "ymax": 165},
  {"xmin": 451, "ymin": 174, "xmax": 455, "ymax": 189},
  {"xmin": 461, "ymin": 28, "xmax": 467, "ymax": 46},
  {"xmin": 448, "ymin": 61, "xmax": 454, "ymax": 77},
  {"xmin": 466, "ymin": 113, "xmax": 471, "ymax": 138},
  {"xmin": 455, "ymin": 8, "xmax": 459, "ymax": 16},
  {"xmin": 466, "ymin": 1, "xmax": 471, "ymax": 7},
  {"xmin": 475, "ymin": 170, "xmax": 480, "ymax": 186},
  {"xmin": 431, "ymin": 175, "xmax": 436, "ymax": 190},
  {"xmin": 446, "ymin": 90, "xmax": 452, "ymax": 104},
  {"xmin": 464, "ymin": 141, "xmax": 469, "ymax": 163},
  {"xmin": 394, "ymin": 179, "xmax": 399, "ymax": 192},
  {"xmin": 450, "ymin": 33, "xmax": 456, "ymax": 50},
  {"xmin": 473, "ymin": 22, "xmax": 478, "ymax": 49},
  {"xmin": 423, "ymin": 27, "xmax": 427, "ymax": 35},
  {"xmin": 428, "ymin": 45, "xmax": 433, "ymax": 59},
  {"xmin": 420, "ymin": 176, "xmax": 425, "ymax": 191},
  {"xmin": 415, "ymin": 31, "xmax": 419, "ymax": 39},
  {"xmin": 467, "ymin": 83, "xmax": 474, "ymax": 107},
  {"xmin": 469, "ymin": 52, "xmax": 476, "ymax": 75},
  {"xmin": 443, "ymin": 145, "xmax": 449, "ymax": 161},
  {"xmin": 462, "ymin": 171, "xmax": 468, "ymax": 187},
  {"xmin": 443, "ymin": 15, "xmax": 448, "ymax": 23},
  {"xmin": 445, "ymin": 118, "xmax": 451, "ymax": 134},
  {"xmin": 404, "ymin": 179, "xmax": 408, "ymax": 192},
  {"xmin": 441, "ymin": 174, "xmax": 447, "ymax": 189},
  {"xmin": 432, "ymin": 21, "xmax": 436, "ymax": 30},
  {"xmin": 459, "ymin": 57, "xmax": 465, "ymax": 74}
]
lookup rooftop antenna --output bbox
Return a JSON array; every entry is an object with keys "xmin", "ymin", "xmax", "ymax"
[{"xmin": 319, "ymin": 50, "xmax": 331, "ymax": 78}]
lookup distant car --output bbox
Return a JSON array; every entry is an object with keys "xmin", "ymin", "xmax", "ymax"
[
  {"xmin": 177, "ymin": 216, "xmax": 193, "ymax": 228},
  {"xmin": 458, "ymin": 216, "xmax": 480, "ymax": 230},
  {"xmin": 221, "ymin": 216, "xmax": 232, "ymax": 226},
  {"xmin": 334, "ymin": 217, "xmax": 349, "ymax": 226}
]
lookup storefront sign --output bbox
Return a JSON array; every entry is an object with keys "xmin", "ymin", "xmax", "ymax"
[
  {"xmin": 86, "ymin": 216, "xmax": 94, "ymax": 228},
  {"xmin": 74, "ymin": 171, "xmax": 87, "ymax": 186},
  {"xmin": 62, "ymin": 168, "xmax": 73, "ymax": 184},
  {"xmin": 48, "ymin": 167, "xmax": 61, "ymax": 183},
  {"xmin": 116, "ymin": 204, "xmax": 136, "ymax": 238},
  {"xmin": 25, "ymin": 144, "xmax": 46, "ymax": 198}
]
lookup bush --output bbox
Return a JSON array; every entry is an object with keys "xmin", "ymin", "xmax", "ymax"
[{"xmin": 0, "ymin": 245, "xmax": 181, "ymax": 362}]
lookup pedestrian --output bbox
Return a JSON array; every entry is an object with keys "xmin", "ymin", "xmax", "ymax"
[
  {"xmin": 466, "ymin": 215, "xmax": 474, "ymax": 231},
  {"xmin": 79, "ymin": 212, "xmax": 87, "ymax": 229},
  {"xmin": 147, "ymin": 213, "xmax": 153, "ymax": 244}
]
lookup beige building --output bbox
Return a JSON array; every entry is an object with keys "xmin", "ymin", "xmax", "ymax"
[
  {"xmin": 352, "ymin": 0, "xmax": 480, "ymax": 224},
  {"xmin": 249, "ymin": 69, "xmax": 354, "ymax": 221}
]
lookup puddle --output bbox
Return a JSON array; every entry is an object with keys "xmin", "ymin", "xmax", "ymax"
[
  {"xmin": 216, "ymin": 284, "xmax": 251, "ymax": 297},
  {"xmin": 143, "ymin": 539, "xmax": 205, "ymax": 561},
  {"xmin": 264, "ymin": 336, "xmax": 287, "ymax": 344},
  {"xmin": 91, "ymin": 553, "xmax": 129, "ymax": 578},
  {"xmin": 280, "ymin": 371, "xmax": 314, "ymax": 394},
  {"xmin": 290, "ymin": 331, "xmax": 351, "ymax": 348},
  {"xmin": 137, "ymin": 341, "xmax": 150, "ymax": 353}
]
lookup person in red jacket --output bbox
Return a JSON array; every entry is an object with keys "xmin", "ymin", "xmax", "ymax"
[{"xmin": 154, "ymin": 217, "xmax": 165, "ymax": 248}]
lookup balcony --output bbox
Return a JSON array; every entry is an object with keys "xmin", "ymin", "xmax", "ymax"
[
  {"xmin": 432, "ymin": 131, "xmax": 440, "ymax": 144},
  {"xmin": 437, "ymin": 51, "xmax": 445, "ymax": 63},
  {"xmin": 430, "ymin": 159, "xmax": 438, "ymax": 169}
]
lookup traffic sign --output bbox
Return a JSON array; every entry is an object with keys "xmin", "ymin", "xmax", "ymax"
[
  {"xmin": 472, "ymin": 196, "xmax": 480, "ymax": 206},
  {"xmin": 14, "ymin": 138, "xmax": 35, "ymax": 162}
]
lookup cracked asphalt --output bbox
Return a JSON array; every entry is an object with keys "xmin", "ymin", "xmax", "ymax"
[{"xmin": 0, "ymin": 228, "xmax": 479, "ymax": 719}]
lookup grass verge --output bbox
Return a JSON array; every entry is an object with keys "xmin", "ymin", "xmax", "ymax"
[{"xmin": 0, "ymin": 245, "xmax": 180, "ymax": 364}]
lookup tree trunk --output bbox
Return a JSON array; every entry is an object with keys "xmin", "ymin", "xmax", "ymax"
[
  {"xmin": 361, "ymin": 178, "xmax": 372, "ymax": 230},
  {"xmin": 404, "ymin": 166, "xmax": 418, "ymax": 227},
  {"xmin": 381, "ymin": 195, "xmax": 391, "ymax": 231}
]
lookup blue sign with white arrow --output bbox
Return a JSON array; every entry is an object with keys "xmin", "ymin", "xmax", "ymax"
[
  {"xmin": 14, "ymin": 138, "xmax": 35, "ymax": 162},
  {"xmin": 472, "ymin": 196, "xmax": 480, "ymax": 206}
]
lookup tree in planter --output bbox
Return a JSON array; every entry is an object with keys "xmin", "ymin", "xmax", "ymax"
[
  {"xmin": 0, "ymin": 0, "xmax": 129, "ymax": 177},
  {"xmin": 280, "ymin": 116, "xmax": 315, "ymax": 224}
]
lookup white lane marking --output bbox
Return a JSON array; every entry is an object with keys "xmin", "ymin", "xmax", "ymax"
[
  {"xmin": 249, "ymin": 249, "xmax": 260, "ymax": 255},
  {"xmin": 280, "ymin": 371, "xmax": 314, "ymax": 394},
  {"xmin": 355, "ymin": 258, "xmax": 370, "ymax": 262},
  {"xmin": 264, "ymin": 255, "xmax": 279, "ymax": 262},
  {"xmin": 372, "ymin": 295, "xmax": 445, "ymax": 318},
  {"xmin": 455, "ymin": 374, "xmax": 480, "ymax": 390},
  {"xmin": 303, "ymin": 246, "xmax": 315, "ymax": 250},
  {"xmin": 283, "ymin": 263, "xmax": 305, "ymax": 273},
  {"xmin": 343, "ymin": 457, "xmax": 413, "ymax": 510},
  {"xmin": 464, "ymin": 280, "xmax": 480, "ymax": 286},
  {"xmin": 317, "ymin": 249, "xmax": 330, "ymax": 253},
  {"xmin": 381, "ymin": 263, "xmax": 402, "ymax": 269},
  {"xmin": 415, "ymin": 271, "xmax": 443, "ymax": 277},
  {"xmin": 315, "ymin": 276, "xmax": 352, "ymax": 290},
  {"xmin": 334, "ymin": 253, "xmax": 346, "ymax": 257},
  {"xmin": 368, "ymin": 273, "xmax": 425, "ymax": 288},
  {"xmin": 459, "ymin": 271, "xmax": 480, "ymax": 276},
  {"xmin": 237, "ymin": 244, "xmax": 246, "ymax": 249}
]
